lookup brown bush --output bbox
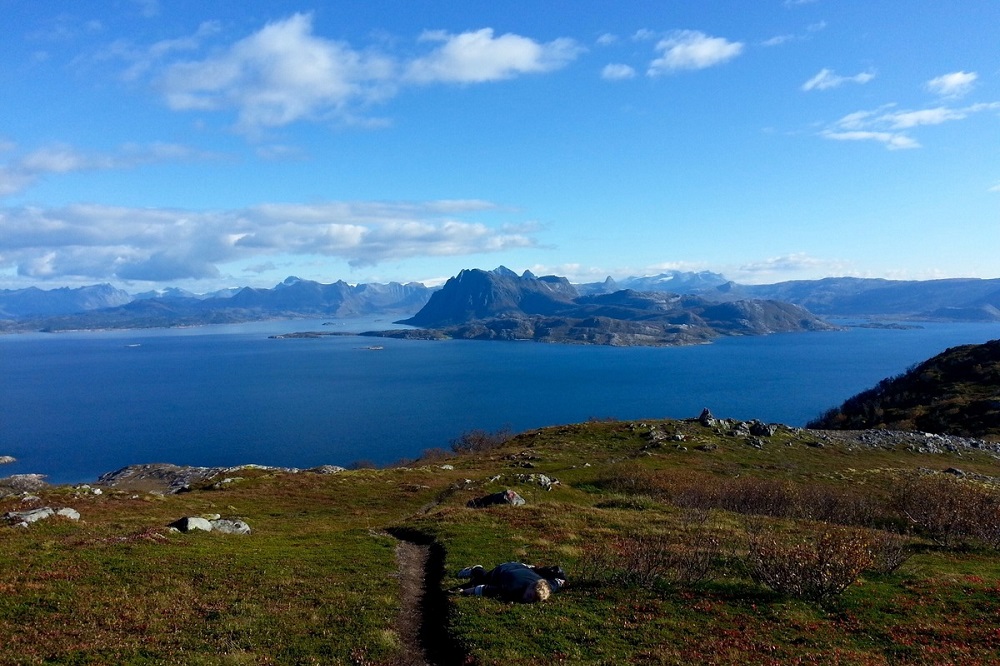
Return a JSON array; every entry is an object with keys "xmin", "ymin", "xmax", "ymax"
[
  {"xmin": 890, "ymin": 473, "xmax": 999, "ymax": 548},
  {"xmin": 745, "ymin": 525, "xmax": 875, "ymax": 603}
]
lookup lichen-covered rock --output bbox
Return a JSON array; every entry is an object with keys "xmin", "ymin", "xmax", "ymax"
[
  {"xmin": 3, "ymin": 506, "xmax": 80, "ymax": 526},
  {"xmin": 210, "ymin": 519, "xmax": 251, "ymax": 535}
]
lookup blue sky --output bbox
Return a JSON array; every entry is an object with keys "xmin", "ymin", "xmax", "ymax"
[{"xmin": 1, "ymin": 0, "xmax": 998, "ymax": 292}]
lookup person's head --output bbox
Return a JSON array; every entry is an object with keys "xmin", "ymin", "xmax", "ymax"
[{"xmin": 522, "ymin": 579, "xmax": 551, "ymax": 603}]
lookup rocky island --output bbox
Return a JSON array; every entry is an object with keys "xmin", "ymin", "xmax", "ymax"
[{"xmin": 359, "ymin": 267, "xmax": 836, "ymax": 346}]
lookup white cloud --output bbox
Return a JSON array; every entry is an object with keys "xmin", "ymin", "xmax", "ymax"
[
  {"xmin": 596, "ymin": 33, "xmax": 617, "ymax": 46},
  {"xmin": 784, "ymin": 0, "xmax": 818, "ymax": 6},
  {"xmin": 0, "ymin": 200, "xmax": 538, "ymax": 282},
  {"xmin": 631, "ymin": 29, "xmax": 657, "ymax": 42},
  {"xmin": 989, "ymin": 182, "xmax": 1000, "ymax": 193},
  {"xmin": 926, "ymin": 71, "xmax": 978, "ymax": 98},
  {"xmin": 801, "ymin": 68, "xmax": 875, "ymax": 91},
  {"xmin": 404, "ymin": 28, "xmax": 582, "ymax": 84},
  {"xmin": 601, "ymin": 63, "xmax": 636, "ymax": 81},
  {"xmin": 648, "ymin": 31, "xmax": 743, "ymax": 74},
  {"xmin": 151, "ymin": 15, "xmax": 580, "ymax": 131},
  {"xmin": 160, "ymin": 13, "xmax": 396, "ymax": 131},
  {"xmin": 0, "ymin": 143, "xmax": 222, "ymax": 197}
]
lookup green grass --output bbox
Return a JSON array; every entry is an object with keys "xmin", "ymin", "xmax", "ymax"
[{"xmin": 4, "ymin": 419, "xmax": 1000, "ymax": 664}]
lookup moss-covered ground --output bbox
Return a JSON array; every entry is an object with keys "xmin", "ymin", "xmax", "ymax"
[{"xmin": 3, "ymin": 419, "xmax": 1000, "ymax": 664}]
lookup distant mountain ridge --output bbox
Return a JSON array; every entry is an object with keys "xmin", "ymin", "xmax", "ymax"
[
  {"xmin": 0, "ymin": 284, "xmax": 132, "ymax": 318},
  {"xmin": 0, "ymin": 278, "xmax": 432, "ymax": 332},
  {"xmin": 387, "ymin": 267, "xmax": 834, "ymax": 346},
  {"xmin": 808, "ymin": 339, "xmax": 1000, "ymax": 440},
  {"xmin": 585, "ymin": 274, "xmax": 1000, "ymax": 321},
  {"xmin": 4, "ymin": 269, "xmax": 1000, "ymax": 333}
]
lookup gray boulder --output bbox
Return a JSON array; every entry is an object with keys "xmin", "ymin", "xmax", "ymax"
[
  {"xmin": 698, "ymin": 408, "xmax": 716, "ymax": 427},
  {"xmin": 210, "ymin": 519, "xmax": 251, "ymax": 535},
  {"xmin": 467, "ymin": 489, "xmax": 526, "ymax": 508},
  {"xmin": 749, "ymin": 421, "xmax": 778, "ymax": 437},
  {"xmin": 168, "ymin": 516, "xmax": 213, "ymax": 533},
  {"xmin": 0, "ymin": 456, "xmax": 15, "ymax": 465}
]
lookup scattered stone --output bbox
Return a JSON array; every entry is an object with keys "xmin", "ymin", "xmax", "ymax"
[
  {"xmin": 943, "ymin": 467, "xmax": 965, "ymax": 477},
  {"xmin": 467, "ymin": 489, "xmax": 526, "ymax": 508},
  {"xmin": 56, "ymin": 508, "xmax": 81, "ymax": 521},
  {"xmin": 201, "ymin": 513, "xmax": 222, "ymax": 521},
  {"xmin": 746, "ymin": 437, "xmax": 766, "ymax": 450},
  {"xmin": 694, "ymin": 444, "xmax": 717, "ymax": 452},
  {"xmin": 698, "ymin": 408, "xmax": 716, "ymax": 427},
  {"xmin": 440, "ymin": 464, "xmax": 455, "ymax": 470},
  {"xmin": 672, "ymin": 434, "xmax": 686, "ymax": 442},
  {"xmin": 515, "ymin": 473, "xmax": 559, "ymax": 490},
  {"xmin": 0, "ymin": 456, "xmax": 15, "ymax": 465}
]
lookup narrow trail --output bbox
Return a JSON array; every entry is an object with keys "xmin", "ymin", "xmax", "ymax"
[
  {"xmin": 395, "ymin": 539, "xmax": 432, "ymax": 666},
  {"xmin": 391, "ymin": 528, "xmax": 465, "ymax": 666}
]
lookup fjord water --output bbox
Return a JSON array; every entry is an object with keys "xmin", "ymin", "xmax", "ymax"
[{"xmin": 2, "ymin": 319, "xmax": 999, "ymax": 484}]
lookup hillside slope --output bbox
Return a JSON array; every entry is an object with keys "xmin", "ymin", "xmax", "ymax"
[
  {"xmin": 5, "ymin": 417, "xmax": 1000, "ymax": 664},
  {"xmin": 809, "ymin": 339, "xmax": 1000, "ymax": 439}
]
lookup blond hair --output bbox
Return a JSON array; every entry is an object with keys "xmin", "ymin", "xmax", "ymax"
[{"xmin": 524, "ymin": 579, "xmax": 551, "ymax": 603}]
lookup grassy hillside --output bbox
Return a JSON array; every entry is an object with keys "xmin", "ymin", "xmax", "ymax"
[
  {"xmin": 4, "ymin": 418, "xmax": 1000, "ymax": 664},
  {"xmin": 809, "ymin": 339, "xmax": 1000, "ymax": 439}
]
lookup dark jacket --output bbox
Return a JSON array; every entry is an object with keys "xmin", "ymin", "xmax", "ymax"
[{"xmin": 466, "ymin": 562, "xmax": 564, "ymax": 602}]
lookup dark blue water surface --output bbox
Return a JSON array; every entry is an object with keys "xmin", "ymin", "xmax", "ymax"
[{"xmin": 2, "ymin": 318, "xmax": 998, "ymax": 484}]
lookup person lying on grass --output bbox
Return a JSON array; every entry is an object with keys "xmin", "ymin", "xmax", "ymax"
[{"xmin": 452, "ymin": 562, "xmax": 566, "ymax": 603}]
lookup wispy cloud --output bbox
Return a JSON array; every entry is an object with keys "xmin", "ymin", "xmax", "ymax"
[
  {"xmin": 817, "ymin": 101, "xmax": 1000, "ymax": 149},
  {"xmin": 801, "ymin": 68, "xmax": 875, "ymax": 91},
  {"xmin": 819, "ymin": 130, "xmax": 920, "ymax": 150},
  {"xmin": 784, "ymin": 0, "xmax": 819, "ymax": 6},
  {"xmin": 926, "ymin": 71, "xmax": 978, "ymax": 98},
  {"xmin": 648, "ymin": 30, "xmax": 744, "ymax": 74},
  {"xmin": 0, "ymin": 200, "xmax": 538, "ymax": 282},
  {"xmin": 601, "ymin": 63, "xmax": 636, "ymax": 81},
  {"xmin": 0, "ymin": 142, "xmax": 221, "ymax": 197},
  {"xmin": 735, "ymin": 253, "xmax": 849, "ymax": 282},
  {"xmin": 989, "ymin": 182, "xmax": 1000, "ymax": 193}
]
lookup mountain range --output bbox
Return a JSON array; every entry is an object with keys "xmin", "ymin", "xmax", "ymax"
[
  {"xmin": 581, "ymin": 272, "xmax": 1000, "ymax": 321},
  {"xmin": 3, "ymin": 268, "xmax": 1000, "ymax": 333},
  {"xmin": 0, "ymin": 277, "xmax": 431, "ymax": 332}
]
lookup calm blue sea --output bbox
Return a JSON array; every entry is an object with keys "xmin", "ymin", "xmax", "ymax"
[{"xmin": 2, "ymin": 318, "xmax": 999, "ymax": 484}]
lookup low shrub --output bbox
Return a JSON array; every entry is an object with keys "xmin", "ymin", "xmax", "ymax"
[{"xmin": 745, "ymin": 525, "xmax": 875, "ymax": 603}]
